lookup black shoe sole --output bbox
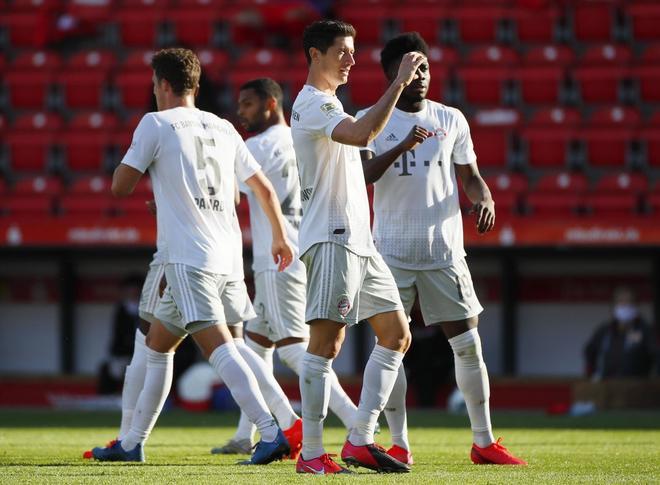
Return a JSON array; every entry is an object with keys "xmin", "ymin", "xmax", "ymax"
[{"xmin": 343, "ymin": 456, "xmax": 411, "ymax": 473}]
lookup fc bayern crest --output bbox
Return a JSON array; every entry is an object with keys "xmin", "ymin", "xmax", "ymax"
[
  {"xmin": 337, "ymin": 296, "xmax": 351, "ymax": 317},
  {"xmin": 434, "ymin": 127, "xmax": 448, "ymax": 140}
]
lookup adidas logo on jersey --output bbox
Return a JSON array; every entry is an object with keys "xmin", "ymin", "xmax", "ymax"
[{"xmin": 385, "ymin": 133, "xmax": 399, "ymax": 141}]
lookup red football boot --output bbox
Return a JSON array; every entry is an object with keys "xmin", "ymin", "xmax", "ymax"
[
  {"xmin": 471, "ymin": 438, "xmax": 527, "ymax": 465},
  {"xmin": 282, "ymin": 418, "xmax": 302, "ymax": 460},
  {"xmin": 341, "ymin": 440, "xmax": 410, "ymax": 473}
]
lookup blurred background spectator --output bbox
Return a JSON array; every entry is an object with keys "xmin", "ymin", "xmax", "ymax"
[{"xmin": 585, "ymin": 286, "xmax": 657, "ymax": 380}]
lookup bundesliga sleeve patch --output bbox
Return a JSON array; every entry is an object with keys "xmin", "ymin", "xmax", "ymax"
[{"xmin": 320, "ymin": 102, "xmax": 341, "ymax": 118}]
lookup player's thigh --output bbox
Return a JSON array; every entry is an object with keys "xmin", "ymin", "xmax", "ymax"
[
  {"xmin": 145, "ymin": 319, "xmax": 186, "ymax": 353},
  {"xmin": 155, "ymin": 263, "xmax": 226, "ymax": 336},
  {"xmin": 387, "ymin": 265, "xmax": 418, "ymax": 317},
  {"xmin": 416, "ymin": 259, "xmax": 483, "ymax": 325},
  {"xmin": 139, "ymin": 261, "xmax": 165, "ymax": 324},
  {"xmin": 257, "ymin": 266, "xmax": 309, "ymax": 342},
  {"xmin": 221, "ymin": 278, "xmax": 256, "ymax": 325},
  {"xmin": 301, "ymin": 242, "xmax": 365, "ymax": 326},
  {"xmin": 358, "ymin": 252, "xmax": 405, "ymax": 322}
]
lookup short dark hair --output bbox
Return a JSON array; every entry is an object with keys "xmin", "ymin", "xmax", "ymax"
[
  {"xmin": 151, "ymin": 48, "xmax": 201, "ymax": 96},
  {"xmin": 239, "ymin": 78, "xmax": 284, "ymax": 110},
  {"xmin": 380, "ymin": 32, "xmax": 429, "ymax": 75},
  {"xmin": 302, "ymin": 19, "xmax": 356, "ymax": 65}
]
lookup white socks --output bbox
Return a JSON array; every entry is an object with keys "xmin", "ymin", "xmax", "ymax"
[
  {"xmin": 121, "ymin": 347, "xmax": 174, "ymax": 451},
  {"xmin": 299, "ymin": 352, "xmax": 332, "ymax": 459},
  {"xmin": 118, "ymin": 329, "xmax": 148, "ymax": 440},
  {"xmin": 234, "ymin": 338, "xmax": 298, "ymax": 429},
  {"xmin": 278, "ymin": 342, "xmax": 357, "ymax": 430},
  {"xmin": 448, "ymin": 328, "xmax": 495, "ymax": 448},
  {"xmin": 232, "ymin": 337, "xmax": 274, "ymax": 443},
  {"xmin": 349, "ymin": 345, "xmax": 404, "ymax": 446},
  {"xmin": 383, "ymin": 362, "xmax": 410, "ymax": 450},
  {"xmin": 209, "ymin": 342, "xmax": 278, "ymax": 442}
]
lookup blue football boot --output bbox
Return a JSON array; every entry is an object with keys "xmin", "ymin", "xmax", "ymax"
[
  {"xmin": 238, "ymin": 428, "xmax": 290, "ymax": 465},
  {"xmin": 92, "ymin": 440, "xmax": 145, "ymax": 462}
]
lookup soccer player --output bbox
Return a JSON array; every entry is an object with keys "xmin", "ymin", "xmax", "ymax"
[
  {"xmin": 211, "ymin": 78, "xmax": 359, "ymax": 456},
  {"xmin": 90, "ymin": 47, "xmax": 295, "ymax": 465},
  {"xmin": 290, "ymin": 20, "xmax": 425, "ymax": 474},
  {"xmin": 358, "ymin": 32, "xmax": 526, "ymax": 466}
]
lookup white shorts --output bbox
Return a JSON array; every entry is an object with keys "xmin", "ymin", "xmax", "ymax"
[
  {"xmin": 389, "ymin": 258, "xmax": 483, "ymax": 325},
  {"xmin": 246, "ymin": 261, "xmax": 309, "ymax": 342},
  {"xmin": 301, "ymin": 242, "xmax": 403, "ymax": 326},
  {"xmin": 154, "ymin": 263, "xmax": 256, "ymax": 337},
  {"xmin": 138, "ymin": 261, "xmax": 165, "ymax": 324}
]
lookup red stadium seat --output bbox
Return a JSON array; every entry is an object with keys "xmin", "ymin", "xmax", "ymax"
[
  {"xmin": 59, "ymin": 194, "xmax": 115, "ymax": 217},
  {"xmin": 470, "ymin": 108, "xmax": 520, "ymax": 167},
  {"xmin": 121, "ymin": 0, "xmax": 169, "ymax": 8},
  {"xmin": 69, "ymin": 175, "xmax": 113, "ymax": 195},
  {"xmin": 5, "ymin": 113, "xmax": 62, "ymax": 173},
  {"xmin": 573, "ymin": 66, "xmax": 628, "ymax": 103},
  {"xmin": 581, "ymin": 108, "xmax": 637, "ymax": 168},
  {"xmin": 13, "ymin": 175, "xmax": 63, "ymax": 196},
  {"xmin": 520, "ymin": 127, "xmax": 575, "ymax": 168},
  {"xmin": 114, "ymin": 71, "xmax": 154, "ymax": 110},
  {"xmin": 227, "ymin": 48, "xmax": 289, "ymax": 98},
  {"xmin": 115, "ymin": 9, "xmax": 164, "ymax": 47},
  {"xmin": 61, "ymin": 112, "xmax": 119, "ymax": 172},
  {"xmin": 114, "ymin": 196, "xmax": 154, "ymax": 217},
  {"xmin": 594, "ymin": 172, "xmax": 648, "ymax": 193},
  {"xmin": 59, "ymin": 50, "xmax": 116, "ymax": 109},
  {"xmin": 394, "ymin": 5, "xmax": 447, "ymax": 44},
  {"xmin": 456, "ymin": 66, "xmax": 510, "ymax": 104},
  {"xmin": 632, "ymin": 66, "xmax": 660, "ymax": 103},
  {"xmin": 573, "ymin": 1, "xmax": 615, "ymax": 42},
  {"xmin": 196, "ymin": 49, "xmax": 230, "ymax": 84},
  {"xmin": 581, "ymin": 44, "xmax": 632, "ymax": 66},
  {"xmin": 167, "ymin": 9, "xmax": 221, "ymax": 47},
  {"xmin": 334, "ymin": 7, "xmax": 390, "ymax": 44},
  {"xmin": 584, "ymin": 192, "xmax": 640, "ymax": 216},
  {"xmin": 0, "ymin": 12, "xmax": 51, "ymax": 48},
  {"xmin": 2, "ymin": 194, "xmax": 54, "ymax": 217},
  {"xmin": 484, "ymin": 172, "xmax": 528, "ymax": 194},
  {"xmin": 4, "ymin": 52, "xmax": 61, "ymax": 110},
  {"xmin": 528, "ymin": 107, "xmax": 581, "ymax": 127},
  {"xmin": 629, "ymin": 1, "xmax": 660, "ymax": 41},
  {"xmin": 454, "ymin": 6, "xmax": 507, "ymax": 43},
  {"xmin": 523, "ymin": 45, "xmax": 575, "ymax": 66},
  {"xmin": 517, "ymin": 65, "xmax": 564, "ymax": 104},
  {"xmin": 466, "ymin": 45, "xmax": 519, "ymax": 66},
  {"xmin": 526, "ymin": 171, "xmax": 587, "ymax": 215},
  {"xmin": 347, "ymin": 69, "xmax": 389, "ymax": 107},
  {"xmin": 640, "ymin": 125, "xmax": 660, "ymax": 167},
  {"xmin": 512, "ymin": 6, "xmax": 559, "ymax": 42}
]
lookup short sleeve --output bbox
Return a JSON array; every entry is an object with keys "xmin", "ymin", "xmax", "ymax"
[
  {"xmin": 233, "ymin": 127, "xmax": 262, "ymax": 182},
  {"xmin": 120, "ymin": 114, "xmax": 160, "ymax": 173},
  {"xmin": 451, "ymin": 109, "xmax": 477, "ymax": 166},
  {"xmin": 304, "ymin": 92, "xmax": 351, "ymax": 138},
  {"xmin": 355, "ymin": 107, "xmax": 375, "ymax": 154}
]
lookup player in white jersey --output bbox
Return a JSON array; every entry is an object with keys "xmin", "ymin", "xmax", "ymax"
[
  {"xmin": 89, "ymin": 48, "xmax": 295, "ymax": 465},
  {"xmin": 211, "ymin": 78, "xmax": 359, "ymax": 456},
  {"xmin": 359, "ymin": 33, "xmax": 526, "ymax": 466},
  {"xmin": 290, "ymin": 20, "xmax": 426, "ymax": 474}
]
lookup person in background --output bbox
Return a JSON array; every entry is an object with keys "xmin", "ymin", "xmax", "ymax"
[
  {"xmin": 98, "ymin": 274, "xmax": 143, "ymax": 394},
  {"xmin": 585, "ymin": 286, "xmax": 657, "ymax": 380}
]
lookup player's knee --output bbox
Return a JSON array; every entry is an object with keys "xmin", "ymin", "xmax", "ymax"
[{"xmin": 379, "ymin": 328, "xmax": 411, "ymax": 353}]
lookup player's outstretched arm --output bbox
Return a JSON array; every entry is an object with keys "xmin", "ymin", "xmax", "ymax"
[
  {"xmin": 331, "ymin": 52, "xmax": 426, "ymax": 147},
  {"xmin": 361, "ymin": 125, "xmax": 433, "ymax": 184},
  {"xmin": 455, "ymin": 163, "xmax": 495, "ymax": 234},
  {"xmin": 111, "ymin": 163, "xmax": 144, "ymax": 197},
  {"xmin": 244, "ymin": 170, "xmax": 294, "ymax": 271}
]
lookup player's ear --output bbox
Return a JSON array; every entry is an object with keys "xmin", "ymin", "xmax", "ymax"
[
  {"xmin": 194, "ymin": 84, "xmax": 200, "ymax": 98},
  {"xmin": 309, "ymin": 47, "xmax": 321, "ymax": 63},
  {"xmin": 266, "ymin": 96, "xmax": 277, "ymax": 112}
]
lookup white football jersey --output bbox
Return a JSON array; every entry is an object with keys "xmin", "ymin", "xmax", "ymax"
[
  {"xmin": 240, "ymin": 124, "xmax": 302, "ymax": 273},
  {"xmin": 358, "ymin": 100, "xmax": 476, "ymax": 270},
  {"xmin": 229, "ymin": 210, "xmax": 245, "ymax": 280},
  {"xmin": 121, "ymin": 107, "xmax": 260, "ymax": 275},
  {"xmin": 291, "ymin": 85, "xmax": 376, "ymax": 258}
]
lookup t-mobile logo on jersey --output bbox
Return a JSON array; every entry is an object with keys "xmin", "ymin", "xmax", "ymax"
[{"xmin": 394, "ymin": 149, "xmax": 441, "ymax": 176}]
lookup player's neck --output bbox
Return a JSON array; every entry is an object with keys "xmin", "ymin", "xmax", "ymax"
[
  {"xmin": 396, "ymin": 98, "xmax": 426, "ymax": 113},
  {"xmin": 305, "ymin": 70, "xmax": 338, "ymax": 95},
  {"xmin": 160, "ymin": 94, "xmax": 196, "ymax": 111},
  {"xmin": 259, "ymin": 114, "xmax": 287, "ymax": 134}
]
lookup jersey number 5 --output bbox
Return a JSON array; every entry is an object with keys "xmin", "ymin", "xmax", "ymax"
[{"xmin": 195, "ymin": 136, "xmax": 222, "ymax": 197}]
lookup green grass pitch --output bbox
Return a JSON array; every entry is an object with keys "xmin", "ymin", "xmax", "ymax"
[{"xmin": 0, "ymin": 409, "xmax": 658, "ymax": 484}]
